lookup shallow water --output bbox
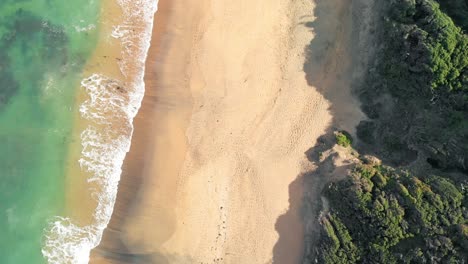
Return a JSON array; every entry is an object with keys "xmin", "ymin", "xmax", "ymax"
[{"xmin": 0, "ymin": 1, "xmax": 99, "ymax": 263}]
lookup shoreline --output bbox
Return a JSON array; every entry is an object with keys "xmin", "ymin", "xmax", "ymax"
[
  {"xmin": 92, "ymin": 0, "xmax": 318, "ymax": 262},
  {"xmin": 89, "ymin": 0, "xmax": 182, "ymax": 261},
  {"xmin": 64, "ymin": 0, "xmax": 125, "ymax": 228},
  {"xmin": 90, "ymin": 0, "xmax": 366, "ymax": 263},
  {"xmin": 44, "ymin": 0, "xmax": 158, "ymax": 262}
]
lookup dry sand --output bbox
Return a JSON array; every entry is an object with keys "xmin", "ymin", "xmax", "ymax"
[{"xmin": 91, "ymin": 0, "xmax": 364, "ymax": 263}]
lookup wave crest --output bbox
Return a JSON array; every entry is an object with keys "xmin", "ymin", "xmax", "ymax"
[{"xmin": 42, "ymin": 0, "xmax": 158, "ymax": 263}]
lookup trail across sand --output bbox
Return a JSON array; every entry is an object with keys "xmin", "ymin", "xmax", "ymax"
[{"xmin": 91, "ymin": 0, "xmax": 365, "ymax": 263}]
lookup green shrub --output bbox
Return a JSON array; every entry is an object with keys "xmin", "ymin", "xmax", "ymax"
[{"xmin": 335, "ymin": 131, "xmax": 353, "ymax": 147}]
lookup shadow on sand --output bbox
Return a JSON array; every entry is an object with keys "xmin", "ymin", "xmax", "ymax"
[{"xmin": 272, "ymin": 0, "xmax": 374, "ymax": 262}]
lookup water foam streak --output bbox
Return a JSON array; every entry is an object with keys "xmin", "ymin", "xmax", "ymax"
[{"xmin": 42, "ymin": 0, "xmax": 158, "ymax": 263}]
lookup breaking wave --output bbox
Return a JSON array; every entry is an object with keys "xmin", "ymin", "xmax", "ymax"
[{"xmin": 42, "ymin": 0, "xmax": 158, "ymax": 263}]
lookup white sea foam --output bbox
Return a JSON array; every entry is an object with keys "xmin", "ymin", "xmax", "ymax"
[
  {"xmin": 74, "ymin": 24, "xmax": 96, "ymax": 33},
  {"xmin": 42, "ymin": 0, "xmax": 158, "ymax": 263}
]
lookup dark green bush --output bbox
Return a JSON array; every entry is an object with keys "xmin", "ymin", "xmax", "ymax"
[{"xmin": 335, "ymin": 131, "xmax": 353, "ymax": 147}]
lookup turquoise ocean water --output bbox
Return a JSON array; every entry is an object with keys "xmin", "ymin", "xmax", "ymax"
[{"xmin": 0, "ymin": 1, "xmax": 100, "ymax": 263}]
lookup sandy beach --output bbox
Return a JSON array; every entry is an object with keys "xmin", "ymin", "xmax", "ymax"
[{"xmin": 90, "ymin": 0, "xmax": 364, "ymax": 263}]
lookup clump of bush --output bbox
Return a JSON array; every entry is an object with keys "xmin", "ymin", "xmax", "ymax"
[
  {"xmin": 313, "ymin": 164, "xmax": 468, "ymax": 263},
  {"xmin": 335, "ymin": 131, "xmax": 353, "ymax": 147}
]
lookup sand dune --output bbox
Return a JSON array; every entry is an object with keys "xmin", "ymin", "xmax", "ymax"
[{"xmin": 90, "ymin": 0, "xmax": 364, "ymax": 263}]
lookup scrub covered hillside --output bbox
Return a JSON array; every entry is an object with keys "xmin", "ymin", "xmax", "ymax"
[
  {"xmin": 316, "ymin": 164, "xmax": 467, "ymax": 263},
  {"xmin": 306, "ymin": 0, "xmax": 468, "ymax": 263},
  {"xmin": 357, "ymin": 0, "xmax": 468, "ymax": 170}
]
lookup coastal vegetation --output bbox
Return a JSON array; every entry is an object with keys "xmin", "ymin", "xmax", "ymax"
[
  {"xmin": 306, "ymin": 0, "xmax": 468, "ymax": 262},
  {"xmin": 436, "ymin": 0, "xmax": 468, "ymax": 32},
  {"xmin": 315, "ymin": 164, "xmax": 467, "ymax": 263},
  {"xmin": 357, "ymin": 0, "xmax": 468, "ymax": 170},
  {"xmin": 335, "ymin": 131, "xmax": 353, "ymax": 148}
]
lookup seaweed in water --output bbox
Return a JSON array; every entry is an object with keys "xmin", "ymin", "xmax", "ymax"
[{"xmin": 0, "ymin": 10, "xmax": 69, "ymax": 110}]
